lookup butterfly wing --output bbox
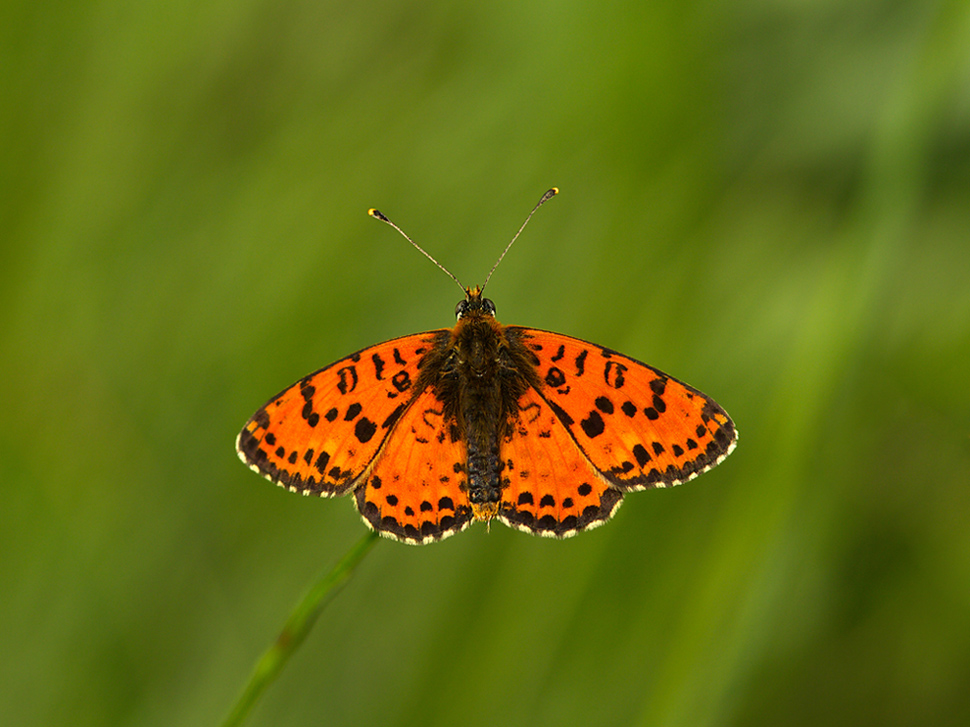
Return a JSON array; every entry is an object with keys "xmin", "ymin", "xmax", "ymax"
[
  {"xmin": 353, "ymin": 387, "xmax": 474, "ymax": 544},
  {"xmin": 498, "ymin": 385, "xmax": 624, "ymax": 538},
  {"xmin": 236, "ymin": 330, "xmax": 448, "ymax": 496},
  {"xmin": 507, "ymin": 327, "xmax": 737, "ymax": 491},
  {"xmin": 237, "ymin": 321, "xmax": 736, "ymax": 542}
]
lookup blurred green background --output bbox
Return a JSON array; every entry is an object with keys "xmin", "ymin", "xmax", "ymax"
[{"xmin": 3, "ymin": 1, "xmax": 969, "ymax": 725}]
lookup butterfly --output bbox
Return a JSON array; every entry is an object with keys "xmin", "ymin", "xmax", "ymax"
[{"xmin": 236, "ymin": 188, "xmax": 737, "ymax": 544}]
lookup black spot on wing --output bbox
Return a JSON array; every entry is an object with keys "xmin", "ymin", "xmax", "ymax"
[
  {"xmin": 547, "ymin": 400, "xmax": 575, "ymax": 428},
  {"xmin": 371, "ymin": 352, "xmax": 385, "ymax": 379},
  {"xmin": 595, "ymin": 396, "xmax": 614, "ymax": 414},
  {"xmin": 574, "ymin": 349, "xmax": 587, "ymax": 376},
  {"xmin": 383, "ymin": 402, "xmax": 407, "ymax": 429},
  {"xmin": 355, "ymin": 417, "xmax": 377, "ymax": 443},
  {"xmin": 545, "ymin": 367, "xmax": 566, "ymax": 387},
  {"xmin": 580, "ymin": 410, "xmax": 605, "ymax": 438}
]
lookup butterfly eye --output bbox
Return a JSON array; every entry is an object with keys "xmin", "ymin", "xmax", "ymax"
[
  {"xmin": 482, "ymin": 298, "xmax": 496, "ymax": 316},
  {"xmin": 455, "ymin": 300, "xmax": 468, "ymax": 319}
]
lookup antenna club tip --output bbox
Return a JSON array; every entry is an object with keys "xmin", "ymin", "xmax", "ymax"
[
  {"xmin": 541, "ymin": 188, "xmax": 559, "ymax": 203},
  {"xmin": 368, "ymin": 208, "xmax": 388, "ymax": 221}
]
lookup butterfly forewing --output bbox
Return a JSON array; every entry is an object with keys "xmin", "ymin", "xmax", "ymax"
[
  {"xmin": 236, "ymin": 331, "xmax": 446, "ymax": 496},
  {"xmin": 508, "ymin": 327, "xmax": 737, "ymax": 491}
]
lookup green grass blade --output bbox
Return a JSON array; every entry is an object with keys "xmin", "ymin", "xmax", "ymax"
[{"xmin": 220, "ymin": 531, "xmax": 380, "ymax": 727}]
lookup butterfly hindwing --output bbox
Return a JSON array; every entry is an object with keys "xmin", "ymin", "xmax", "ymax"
[
  {"xmin": 499, "ymin": 386, "xmax": 623, "ymax": 538},
  {"xmin": 354, "ymin": 387, "xmax": 474, "ymax": 544},
  {"xmin": 236, "ymin": 331, "xmax": 448, "ymax": 496},
  {"xmin": 508, "ymin": 327, "xmax": 737, "ymax": 491}
]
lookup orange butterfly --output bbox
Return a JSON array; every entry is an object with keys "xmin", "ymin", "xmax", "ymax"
[{"xmin": 237, "ymin": 189, "xmax": 736, "ymax": 544}]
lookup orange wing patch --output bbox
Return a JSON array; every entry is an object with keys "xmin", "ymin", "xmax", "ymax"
[
  {"xmin": 236, "ymin": 331, "xmax": 447, "ymax": 496},
  {"xmin": 354, "ymin": 388, "xmax": 473, "ymax": 544},
  {"xmin": 509, "ymin": 328, "xmax": 737, "ymax": 491},
  {"xmin": 499, "ymin": 386, "xmax": 623, "ymax": 537}
]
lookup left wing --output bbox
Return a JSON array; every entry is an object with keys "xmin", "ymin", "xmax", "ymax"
[
  {"xmin": 354, "ymin": 386, "xmax": 474, "ymax": 544},
  {"xmin": 236, "ymin": 330, "xmax": 448, "ymax": 496}
]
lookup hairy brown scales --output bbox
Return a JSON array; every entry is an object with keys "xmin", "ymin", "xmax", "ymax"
[{"xmin": 412, "ymin": 288, "xmax": 540, "ymax": 516}]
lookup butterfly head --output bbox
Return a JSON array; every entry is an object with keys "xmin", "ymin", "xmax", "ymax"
[{"xmin": 456, "ymin": 285, "xmax": 496, "ymax": 320}]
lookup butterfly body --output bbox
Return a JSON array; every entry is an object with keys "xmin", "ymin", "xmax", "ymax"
[
  {"xmin": 421, "ymin": 286, "xmax": 542, "ymax": 520},
  {"xmin": 237, "ymin": 285, "xmax": 737, "ymax": 544}
]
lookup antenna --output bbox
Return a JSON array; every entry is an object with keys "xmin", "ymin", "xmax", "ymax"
[
  {"xmin": 368, "ymin": 187, "xmax": 558, "ymax": 294},
  {"xmin": 368, "ymin": 207, "xmax": 466, "ymax": 294},
  {"xmin": 482, "ymin": 187, "xmax": 558, "ymax": 292}
]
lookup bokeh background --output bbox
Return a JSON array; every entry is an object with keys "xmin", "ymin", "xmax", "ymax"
[{"xmin": 3, "ymin": 1, "xmax": 969, "ymax": 725}]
